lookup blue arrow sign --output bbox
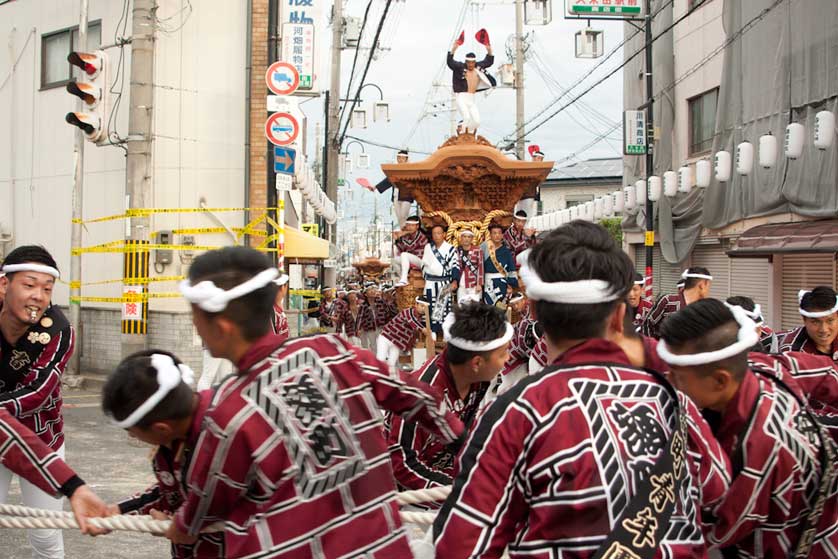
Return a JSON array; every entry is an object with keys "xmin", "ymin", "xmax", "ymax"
[{"xmin": 274, "ymin": 146, "xmax": 296, "ymax": 175}]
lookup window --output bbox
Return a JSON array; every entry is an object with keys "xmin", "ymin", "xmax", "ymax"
[
  {"xmin": 41, "ymin": 22, "xmax": 102, "ymax": 89},
  {"xmin": 688, "ymin": 88, "xmax": 718, "ymax": 156}
]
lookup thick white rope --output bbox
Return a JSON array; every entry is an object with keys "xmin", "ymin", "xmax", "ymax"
[{"xmin": 396, "ymin": 486, "xmax": 451, "ymax": 506}]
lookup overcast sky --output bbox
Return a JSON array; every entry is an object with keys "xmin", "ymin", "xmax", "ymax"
[{"xmin": 302, "ymin": 0, "xmax": 627, "ymax": 228}]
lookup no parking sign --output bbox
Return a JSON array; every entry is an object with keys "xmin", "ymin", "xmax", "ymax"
[{"xmin": 265, "ymin": 112, "xmax": 300, "ymax": 146}]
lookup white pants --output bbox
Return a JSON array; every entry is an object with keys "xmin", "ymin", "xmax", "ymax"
[
  {"xmin": 514, "ymin": 198, "xmax": 537, "ymax": 219},
  {"xmin": 360, "ymin": 329, "xmax": 378, "ymax": 351},
  {"xmin": 0, "ymin": 444, "xmax": 65, "ymax": 558},
  {"xmin": 399, "ymin": 252, "xmax": 423, "ymax": 283},
  {"xmin": 197, "ymin": 349, "xmax": 234, "ymax": 391},
  {"xmin": 376, "ymin": 336, "xmax": 402, "ymax": 368},
  {"xmin": 455, "ymin": 92, "xmax": 480, "ymax": 133},
  {"xmin": 394, "ymin": 199, "xmax": 413, "ymax": 229}
]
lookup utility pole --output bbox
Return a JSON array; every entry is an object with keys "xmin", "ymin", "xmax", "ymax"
[
  {"xmin": 514, "ymin": 0, "xmax": 526, "ymax": 159},
  {"xmin": 67, "ymin": 0, "xmax": 88, "ymax": 377},
  {"xmin": 121, "ymin": 0, "xmax": 156, "ymax": 359},
  {"xmin": 325, "ymin": 0, "xmax": 343, "ymax": 288},
  {"xmin": 643, "ymin": 0, "xmax": 655, "ymax": 297}
]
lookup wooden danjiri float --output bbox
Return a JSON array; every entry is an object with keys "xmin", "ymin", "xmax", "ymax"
[{"xmin": 381, "ymin": 132, "xmax": 553, "ymax": 310}]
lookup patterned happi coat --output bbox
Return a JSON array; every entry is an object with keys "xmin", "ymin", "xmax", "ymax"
[
  {"xmin": 387, "ymin": 351, "xmax": 487, "ymax": 493},
  {"xmin": 422, "ymin": 242, "xmax": 460, "ymax": 333},
  {"xmin": 0, "ymin": 304, "xmax": 73, "ymax": 450},
  {"xmin": 457, "ymin": 246, "xmax": 484, "ymax": 290},
  {"xmin": 642, "ymin": 292, "xmax": 686, "ymax": 340},
  {"xmin": 271, "ymin": 304, "xmax": 289, "ymax": 344},
  {"xmin": 0, "ymin": 408, "xmax": 83, "ymax": 498},
  {"xmin": 702, "ymin": 360, "xmax": 838, "ymax": 557},
  {"xmin": 336, "ymin": 303, "xmax": 364, "ymax": 339},
  {"xmin": 318, "ymin": 298, "xmax": 338, "ymax": 328},
  {"xmin": 380, "ymin": 308, "xmax": 426, "ymax": 352},
  {"xmin": 481, "ymin": 242, "xmax": 519, "ymax": 306},
  {"xmin": 173, "ymin": 333, "xmax": 463, "ymax": 559},
  {"xmin": 395, "ymin": 230, "xmax": 428, "ymax": 259},
  {"xmin": 370, "ymin": 298, "xmax": 392, "ymax": 330},
  {"xmin": 502, "ymin": 316, "xmax": 540, "ymax": 377},
  {"xmin": 779, "ymin": 326, "xmax": 838, "ymax": 363},
  {"xmin": 118, "ymin": 390, "xmax": 224, "ymax": 558},
  {"xmin": 434, "ymin": 339, "xmax": 731, "ymax": 559},
  {"xmin": 502, "ymin": 225, "xmax": 536, "ymax": 258}
]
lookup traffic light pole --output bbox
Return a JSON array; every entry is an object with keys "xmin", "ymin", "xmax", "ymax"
[
  {"xmin": 514, "ymin": 0, "xmax": 526, "ymax": 160},
  {"xmin": 67, "ymin": 0, "xmax": 89, "ymax": 379},
  {"xmin": 644, "ymin": 0, "xmax": 655, "ymax": 299},
  {"xmin": 325, "ymin": 0, "xmax": 343, "ymax": 289}
]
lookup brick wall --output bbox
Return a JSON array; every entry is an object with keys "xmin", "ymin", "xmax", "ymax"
[{"xmin": 249, "ymin": 0, "xmax": 270, "ymax": 237}]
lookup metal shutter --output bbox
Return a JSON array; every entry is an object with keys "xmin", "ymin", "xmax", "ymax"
[
  {"xmin": 730, "ymin": 258, "xmax": 773, "ymax": 326},
  {"xmin": 691, "ymin": 243, "xmax": 731, "ymax": 301},
  {"xmin": 634, "ymin": 245, "xmax": 683, "ymax": 297},
  {"xmin": 781, "ymin": 253, "xmax": 836, "ymax": 331}
]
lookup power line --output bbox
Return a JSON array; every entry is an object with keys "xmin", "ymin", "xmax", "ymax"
[
  {"xmin": 344, "ymin": 134, "xmax": 432, "ymax": 155},
  {"xmin": 338, "ymin": 0, "xmax": 373, "ymax": 129}
]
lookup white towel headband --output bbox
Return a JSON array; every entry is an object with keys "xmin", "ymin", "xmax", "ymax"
[
  {"xmin": 657, "ymin": 304, "xmax": 759, "ymax": 366},
  {"xmin": 798, "ymin": 290, "xmax": 838, "ymax": 319},
  {"xmin": 180, "ymin": 268, "xmax": 279, "ymax": 312},
  {"xmin": 1, "ymin": 263, "xmax": 60, "ymax": 279},
  {"xmin": 681, "ymin": 269, "xmax": 713, "ymax": 281},
  {"xmin": 517, "ymin": 249, "xmax": 622, "ymax": 304},
  {"xmin": 442, "ymin": 313, "xmax": 514, "ymax": 352},
  {"xmin": 113, "ymin": 354, "xmax": 195, "ymax": 429}
]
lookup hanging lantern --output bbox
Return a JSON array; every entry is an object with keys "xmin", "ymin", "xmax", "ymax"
[
  {"xmin": 625, "ymin": 186, "xmax": 637, "ymax": 211},
  {"xmin": 373, "ymin": 101, "xmax": 390, "ymax": 123},
  {"xmin": 715, "ymin": 151, "xmax": 731, "ymax": 182},
  {"xmin": 635, "ymin": 179, "xmax": 647, "ymax": 205},
  {"xmin": 814, "ymin": 110, "xmax": 835, "ymax": 149},
  {"xmin": 357, "ymin": 153, "xmax": 371, "ymax": 169},
  {"xmin": 613, "ymin": 190, "xmax": 625, "ymax": 212},
  {"xmin": 663, "ymin": 171, "xmax": 678, "ymax": 197},
  {"xmin": 575, "ymin": 28, "xmax": 604, "ymax": 59},
  {"xmin": 351, "ymin": 108, "xmax": 368, "ymax": 129},
  {"xmin": 695, "ymin": 160, "xmax": 711, "ymax": 188},
  {"xmin": 785, "ymin": 123, "xmax": 805, "ymax": 159},
  {"xmin": 736, "ymin": 142, "xmax": 754, "ymax": 175},
  {"xmin": 758, "ymin": 133, "xmax": 777, "ymax": 169},
  {"xmin": 602, "ymin": 193, "xmax": 614, "ymax": 215},
  {"xmin": 648, "ymin": 176, "xmax": 662, "ymax": 202},
  {"xmin": 594, "ymin": 198, "xmax": 604, "ymax": 219},
  {"xmin": 524, "ymin": 0, "xmax": 553, "ymax": 25}
]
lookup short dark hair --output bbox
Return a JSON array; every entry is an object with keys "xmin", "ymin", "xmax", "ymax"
[
  {"xmin": 430, "ymin": 224, "xmax": 446, "ymax": 233},
  {"xmin": 726, "ymin": 295, "xmax": 763, "ymax": 324},
  {"xmin": 102, "ymin": 350, "xmax": 194, "ymax": 429},
  {"xmin": 683, "ymin": 267, "xmax": 711, "ymax": 290},
  {"xmin": 488, "ymin": 223, "xmax": 504, "ymax": 233},
  {"xmin": 1, "ymin": 245, "xmax": 58, "ymax": 279},
  {"xmin": 659, "ymin": 298, "xmax": 748, "ymax": 379},
  {"xmin": 633, "ymin": 272, "xmax": 643, "ymax": 284},
  {"xmin": 529, "ymin": 221, "xmax": 633, "ymax": 341},
  {"xmin": 623, "ymin": 307, "xmax": 640, "ymax": 339},
  {"xmin": 187, "ymin": 247, "xmax": 277, "ymax": 341},
  {"xmin": 800, "ymin": 286, "xmax": 837, "ymax": 313},
  {"xmin": 466, "ymin": 52, "xmax": 476, "ymax": 59},
  {"xmin": 446, "ymin": 303, "xmax": 508, "ymax": 365}
]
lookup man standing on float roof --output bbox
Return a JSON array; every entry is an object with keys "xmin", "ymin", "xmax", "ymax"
[{"xmin": 447, "ymin": 29, "xmax": 495, "ymax": 135}]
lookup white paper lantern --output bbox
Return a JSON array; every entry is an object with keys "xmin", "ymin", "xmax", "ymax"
[
  {"xmin": 561, "ymin": 209, "xmax": 571, "ymax": 223},
  {"xmin": 663, "ymin": 171, "xmax": 678, "ymax": 197},
  {"xmin": 594, "ymin": 198, "xmax": 604, "ymax": 219},
  {"xmin": 785, "ymin": 123, "xmax": 805, "ymax": 159},
  {"xmin": 648, "ymin": 176, "xmax": 662, "ymax": 202},
  {"xmin": 695, "ymin": 160, "xmax": 711, "ymax": 188},
  {"xmin": 625, "ymin": 186, "xmax": 637, "ymax": 211},
  {"xmin": 736, "ymin": 142, "xmax": 754, "ymax": 175},
  {"xmin": 814, "ymin": 110, "xmax": 835, "ymax": 149},
  {"xmin": 635, "ymin": 180, "xmax": 647, "ymax": 205},
  {"xmin": 570, "ymin": 205, "xmax": 580, "ymax": 220},
  {"xmin": 715, "ymin": 151, "xmax": 732, "ymax": 182},
  {"xmin": 603, "ymin": 193, "xmax": 614, "ymax": 215},
  {"xmin": 584, "ymin": 201, "xmax": 595, "ymax": 221},
  {"xmin": 758, "ymin": 134, "xmax": 777, "ymax": 169},
  {"xmin": 613, "ymin": 190, "xmax": 625, "ymax": 212}
]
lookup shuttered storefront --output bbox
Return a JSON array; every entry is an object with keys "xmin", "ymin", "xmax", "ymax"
[
  {"xmin": 634, "ymin": 245, "xmax": 683, "ymax": 298},
  {"xmin": 730, "ymin": 257, "xmax": 773, "ymax": 326},
  {"xmin": 780, "ymin": 253, "xmax": 836, "ymax": 331},
  {"xmin": 691, "ymin": 243, "xmax": 731, "ymax": 301}
]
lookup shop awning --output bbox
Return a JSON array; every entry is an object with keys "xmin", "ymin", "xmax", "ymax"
[
  {"xmin": 284, "ymin": 225, "xmax": 329, "ymax": 263},
  {"xmin": 727, "ymin": 219, "xmax": 838, "ymax": 257}
]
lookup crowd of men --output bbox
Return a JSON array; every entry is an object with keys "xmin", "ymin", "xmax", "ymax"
[{"xmin": 0, "ymin": 219, "xmax": 835, "ymax": 558}]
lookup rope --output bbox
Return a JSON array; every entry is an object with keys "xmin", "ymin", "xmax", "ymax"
[
  {"xmin": 396, "ymin": 486, "xmax": 451, "ymax": 506},
  {"xmin": 423, "ymin": 210, "xmax": 512, "ymax": 246}
]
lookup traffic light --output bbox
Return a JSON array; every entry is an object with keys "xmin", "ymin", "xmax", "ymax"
[{"xmin": 65, "ymin": 50, "xmax": 108, "ymax": 144}]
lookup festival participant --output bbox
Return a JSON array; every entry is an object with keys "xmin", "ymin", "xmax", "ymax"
[
  {"xmin": 338, "ymin": 289, "xmax": 364, "ymax": 346},
  {"xmin": 528, "ymin": 334, "xmax": 550, "ymax": 375},
  {"xmin": 514, "ymin": 145, "xmax": 545, "ymax": 218},
  {"xmin": 317, "ymin": 287, "xmax": 338, "ymax": 333},
  {"xmin": 658, "ymin": 299, "xmax": 838, "ymax": 557},
  {"xmin": 102, "ymin": 351, "xmax": 224, "ymax": 558},
  {"xmin": 643, "ymin": 267, "xmax": 713, "ymax": 339},
  {"xmin": 496, "ymin": 293, "xmax": 541, "ymax": 395},
  {"xmin": 168, "ymin": 246, "xmax": 464, "ymax": 558},
  {"xmin": 388, "ymin": 303, "xmax": 509, "ymax": 493},
  {"xmin": 422, "ymin": 225, "xmax": 460, "ymax": 334},
  {"xmin": 482, "ymin": 224, "xmax": 518, "ymax": 307},
  {"xmin": 376, "ymin": 297, "xmax": 431, "ymax": 369},
  {"xmin": 726, "ymin": 295, "xmax": 778, "ymax": 353},
  {"xmin": 502, "ymin": 210, "xmax": 536, "ymax": 258},
  {"xmin": 359, "ymin": 282, "xmax": 388, "ymax": 350},
  {"xmin": 628, "ymin": 272, "xmax": 645, "ymax": 330},
  {"xmin": 0, "ymin": 246, "xmax": 76, "ymax": 558},
  {"xmin": 434, "ymin": 222, "xmax": 730, "ymax": 558},
  {"xmin": 779, "ymin": 286, "xmax": 838, "ymax": 361},
  {"xmin": 376, "ymin": 150, "xmax": 415, "ymax": 228},
  {"xmin": 270, "ymin": 271, "xmax": 290, "ymax": 343},
  {"xmin": 447, "ymin": 30, "xmax": 495, "ymax": 134},
  {"xmin": 455, "ymin": 229, "xmax": 483, "ymax": 305},
  {"xmin": 394, "ymin": 216, "xmax": 428, "ymax": 287},
  {"xmin": 380, "ymin": 285, "xmax": 399, "ymax": 322}
]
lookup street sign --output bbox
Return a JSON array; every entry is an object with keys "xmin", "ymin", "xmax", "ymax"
[
  {"xmin": 276, "ymin": 174, "xmax": 293, "ymax": 191},
  {"xmin": 274, "ymin": 146, "xmax": 297, "ymax": 175},
  {"xmin": 281, "ymin": 23, "xmax": 315, "ymax": 91},
  {"xmin": 265, "ymin": 61, "xmax": 300, "ymax": 96},
  {"xmin": 624, "ymin": 110, "xmax": 647, "ymax": 155},
  {"xmin": 122, "ymin": 287, "xmax": 142, "ymax": 320},
  {"xmin": 301, "ymin": 223, "xmax": 319, "ymax": 236},
  {"xmin": 265, "ymin": 112, "xmax": 300, "ymax": 146},
  {"xmin": 267, "ymin": 94, "xmax": 299, "ymax": 113},
  {"xmin": 566, "ymin": 0, "xmax": 643, "ymax": 17}
]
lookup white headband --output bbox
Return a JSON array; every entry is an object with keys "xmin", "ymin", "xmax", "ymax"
[
  {"xmin": 180, "ymin": 268, "xmax": 279, "ymax": 312},
  {"xmin": 113, "ymin": 354, "xmax": 195, "ymax": 429},
  {"xmin": 517, "ymin": 249, "xmax": 621, "ymax": 304},
  {"xmin": 657, "ymin": 304, "xmax": 759, "ymax": 366},
  {"xmin": 681, "ymin": 270, "xmax": 713, "ymax": 281},
  {"xmin": 1, "ymin": 263, "xmax": 60, "ymax": 279},
  {"xmin": 273, "ymin": 274, "xmax": 290, "ymax": 287},
  {"xmin": 442, "ymin": 313, "xmax": 514, "ymax": 352},
  {"xmin": 729, "ymin": 302, "xmax": 763, "ymax": 323},
  {"xmin": 797, "ymin": 290, "xmax": 838, "ymax": 318}
]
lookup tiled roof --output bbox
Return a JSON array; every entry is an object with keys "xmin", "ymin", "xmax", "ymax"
[{"xmin": 548, "ymin": 157, "xmax": 623, "ymax": 180}]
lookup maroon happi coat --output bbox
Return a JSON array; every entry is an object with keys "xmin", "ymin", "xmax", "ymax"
[
  {"xmin": 703, "ymin": 363, "xmax": 838, "ymax": 557},
  {"xmin": 642, "ymin": 292, "xmax": 686, "ymax": 340},
  {"xmin": 0, "ymin": 305, "xmax": 73, "ymax": 450},
  {"xmin": 318, "ymin": 298, "xmax": 337, "ymax": 328},
  {"xmin": 370, "ymin": 298, "xmax": 391, "ymax": 329},
  {"xmin": 0, "ymin": 408, "xmax": 83, "ymax": 498},
  {"xmin": 271, "ymin": 304, "xmax": 289, "ymax": 343},
  {"xmin": 779, "ymin": 326, "xmax": 838, "ymax": 362},
  {"xmin": 337, "ymin": 303, "xmax": 364, "ymax": 338},
  {"xmin": 502, "ymin": 225, "xmax": 535, "ymax": 258},
  {"xmin": 529, "ymin": 335, "xmax": 550, "ymax": 373},
  {"xmin": 174, "ymin": 333, "xmax": 463, "ymax": 558},
  {"xmin": 119, "ymin": 391, "xmax": 224, "ymax": 558},
  {"xmin": 502, "ymin": 316, "xmax": 539, "ymax": 376},
  {"xmin": 395, "ymin": 230, "xmax": 428, "ymax": 259},
  {"xmin": 387, "ymin": 351, "xmax": 487, "ymax": 492},
  {"xmin": 380, "ymin": 308, "xmax": 426, "ymax": 352},
  {"xmin": 434, "ymin": 339, "xmax": 731, "ymax": 559},
  {"xmin": 457, "ymin": 246, "xmax": 484, "ymax": 289}
]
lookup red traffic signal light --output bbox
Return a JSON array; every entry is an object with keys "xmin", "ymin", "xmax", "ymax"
[
  {"xmin": 68, "ymin": 51, "xmax": 102, "ymax": 78},
  {"xmin": 66, "ymin": 81, "xmax": 100, "ymax": 107}
]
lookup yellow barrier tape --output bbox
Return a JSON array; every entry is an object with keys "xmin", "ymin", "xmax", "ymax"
[
  {"xmin": 239, "ymin": 213, "xmax": 269, "ymax": 239},
  {"xmin": 70, "ymin": 293, "xmax": 182, "ymax": 304},
  {"xmin": 257, "ymin": 232, "xmax": 286, "ymax": 249},
  {"xmin": 148, "ymin": 227, "xmax": 269, "ymax": 239},
  {"xmin": 290, "ymin": 289, "xmax": 322, "ymax": 299},
  {"xmin": 72, "ymin": 242, "xmax": 280, "ymax": 255},
  {"xmin": 72, "ymin": 207, "xmax": 272, "ymax": 225},
  {"xmin": 67, "ymin": 275, "xmax": 185, "ymax": 289}
]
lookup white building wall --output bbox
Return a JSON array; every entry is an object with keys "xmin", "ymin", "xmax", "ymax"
[{"xmin": 540, "ymin": 183, "xmax": 622, "ymax": 214}]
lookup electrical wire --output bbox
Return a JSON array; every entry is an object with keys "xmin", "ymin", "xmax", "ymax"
[
  {"xmin": 0, "ymin": 28, "xmax": 35, "ymax": 92},
  {"xmin": 344, "ymin": 134, "xmax": 432, "ymax": 155},
  {"xmin": 338, "ymin": 0, "xmax": 374, "ymax": 128}
]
